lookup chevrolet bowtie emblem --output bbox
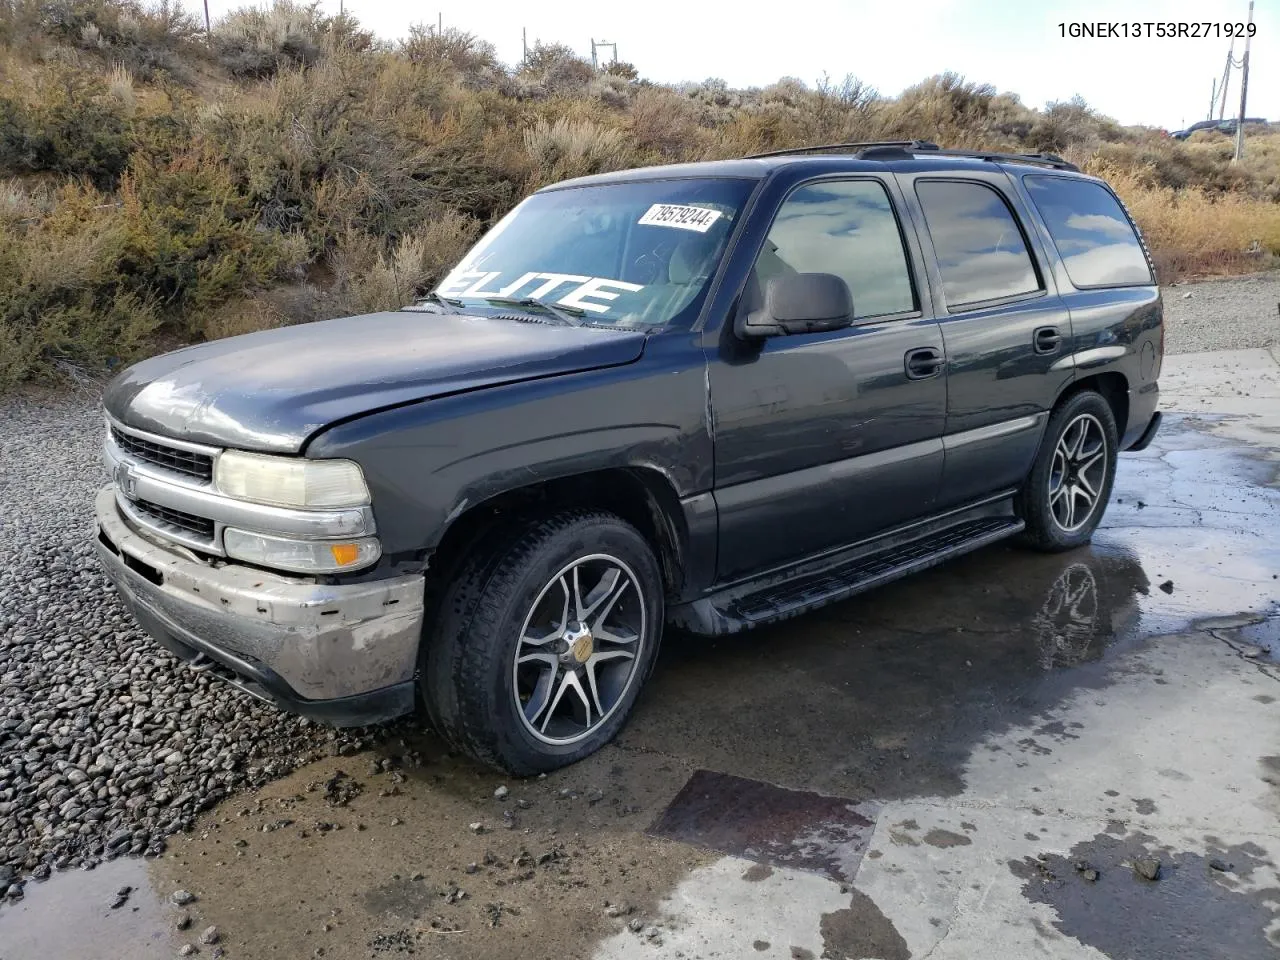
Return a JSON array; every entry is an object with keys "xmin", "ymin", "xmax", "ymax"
[{"xmin": 116, "ymin": 462, "xmax": 138, "ymax": 500}]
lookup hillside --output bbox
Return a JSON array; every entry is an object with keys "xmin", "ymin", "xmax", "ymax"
[{"xmin": 2, "ymin": 0, "xmax": 1279, "ymax": 388}]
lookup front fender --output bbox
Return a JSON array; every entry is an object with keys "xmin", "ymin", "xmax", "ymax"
[{"xmin": 305, "ymin": 337, "xmax": 710, "ymax": 557}]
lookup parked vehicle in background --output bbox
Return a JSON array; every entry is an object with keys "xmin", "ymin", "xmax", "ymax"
[
  {"xmin": 94, "ymin": 140, "xmax": 1163, "ymax": 774},
  {"xmin": 1171, "ymin": 117, "xmax": 1269, "ymax": 139}
]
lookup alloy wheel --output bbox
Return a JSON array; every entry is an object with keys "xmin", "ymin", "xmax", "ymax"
[
  {"xmin": 1048, "ymin": 413, "xmax": 1108, "ymax": 533},
  {"xmin": 512, "ymin": 554, "xmax": 646, "ymax": 745}
]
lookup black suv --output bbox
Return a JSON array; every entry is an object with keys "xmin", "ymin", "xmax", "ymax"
[{"xmin": 94, "ymin": 140, "xmax": 1163, "ymax": 774}]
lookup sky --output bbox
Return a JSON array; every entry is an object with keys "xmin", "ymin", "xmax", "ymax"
[{"xmin": 201, "ymin": 0, "xmax": 1277, "ymax": 132}]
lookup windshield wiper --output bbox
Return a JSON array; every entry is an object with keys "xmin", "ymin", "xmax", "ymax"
[
  {"xmin": 481, "ymin": 296, "xmax": 586, "ymax": 327},
  {"xmin": 414, "ymin": 292, "xmax": 465, "ymax": 314}
]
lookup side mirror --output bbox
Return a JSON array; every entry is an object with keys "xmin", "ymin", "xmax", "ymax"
[{"xmin": 737, "ymin": 273, "xmax": 854, "ymax": 338}]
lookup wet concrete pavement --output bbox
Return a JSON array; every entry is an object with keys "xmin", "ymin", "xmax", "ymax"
[{"xmin": 1, "ymin": 347, "xmax": 1278, "ymax": 959}]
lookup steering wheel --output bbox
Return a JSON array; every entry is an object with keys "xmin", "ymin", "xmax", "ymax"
[{"xmin": 630, "ymin": 235, "xmax": 678, "ymax": 285}]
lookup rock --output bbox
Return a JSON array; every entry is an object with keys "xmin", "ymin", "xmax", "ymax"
[
  {"xmin": 1083, "ymin": 868, "xmax": 1099, "ymax": 882},
  {"xmin": 628, "ymin": 918, "xmax": 645, "ymax": 933},
  {"xmin": 468, "ymin": 822, "xmax": 485, "ymax": 834},
  {"xmin": 199, "ymin": 926, "xmax": 220, "ymax": 945},
  {"xmin": 1209, "ymin": 858, "xmax": 1233, "ymax": 872},
  {"xmin": 1134, "ymin": 857, "xmax": 1162, "ymax": 881},
  {"xmin": 175, "ymin": 912, "xmax": 192, "ymax": 931},
  {"xmin": 494, "ymin": 785, "xmax": 509, "ymax": 800},
  {"xmin": 465, "ymin": 863, "xmax": 478, "ymax": 874},
  {"xmin": 605, "ymin": 902, "xmax": 634, "ymax": 917},
  {"xmin": 110, "ymin": 886, "xmax": 131, "ymax": 909},
  {"xmin": 171, "ymin": 889, "xmax": 196, "ymax": 906},
  {"xmin": 179, "ymin": 945, "xmax": 198, "ymax": 957},
  {"xmin": 1159, "ymin": 580, "xmax": 1174, "ymax": 594},
  {"xmin": 390, "ymin": 817, "xmax": 402, "ymax": 827},
  {"xmin": 6, "ymin": 882, "xmax": 23, "ymax": 901}
]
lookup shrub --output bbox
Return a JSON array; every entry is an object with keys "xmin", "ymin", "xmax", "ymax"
[
  {"xmin": 521, "ymin": 41, "xmax": 593, "ymax": 96},
  {"xmin": 588, "ymin": 73, "xmax": 631, "ymax": 109},
  {"xmin": 324, "ymin": 212, "xmax": 481, "ymax": 316},
  {"xmin": 0, "ymin": 185, "xmax": 159, "ymax": 386},
  {"xmin": 212, "ymin": 0, "xmax": 370, "ymax": 78},
  {"xmin": 401, "ymin": 25, "xmax": 502, "ymax": 89},
  {"xmin": 0, "ymin": 64, "xmax": 131, "ymax": 188},
  {"xmin": 523, "ymin": 116, "xmax": 633, "ymax": 186},
  {"xmin": 33, "ymin": 0, "xmax": 203, "ymax": 81}
]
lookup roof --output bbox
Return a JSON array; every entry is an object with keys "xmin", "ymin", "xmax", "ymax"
[{"xmin": 539, "ymin": 142, "xmax": 1088, "ymax": 192}]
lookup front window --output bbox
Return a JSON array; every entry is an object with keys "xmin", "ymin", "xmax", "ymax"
[{"xmin": 429, "ymin": 178, "xmax": 755, "ymax": 330}]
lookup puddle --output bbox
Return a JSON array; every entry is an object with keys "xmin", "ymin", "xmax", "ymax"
[
  {"xmin": 0, "ymin": 858, "xmax": 177, "ymax": 960},
  {"xmin": 1234, "ymin": 614, "xmax": 1280, "ymax": 663},
  {"xmin": 1013, "ymin": 831, "xmax": 1280, "ymax": 959},
  {"xmin": 646, "ymin": 769, "xmax": 879, "ymax": 883}
]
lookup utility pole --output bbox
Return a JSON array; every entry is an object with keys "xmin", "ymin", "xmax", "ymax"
[
  {"xmin": 1218, "ymin": 39, "xmax": 1234, "ymax": 120},
  {"xmin": 522, "ymin": 27, "xmax": 527, "ymax": 67},
  {"xmin": 1233, "ymin": 0, "xmax": 1254, "ymax": 162},
  {"xmin": 1209, "ymin": 77, "xmax": 1218, "ymax": 121},
  {"xmin": 438, "ymin": 12, "xmax": 442, "ymax": 34},
  {"xmin": 203, "ymin": 0, "xmax": 210, "ymax": 35}
]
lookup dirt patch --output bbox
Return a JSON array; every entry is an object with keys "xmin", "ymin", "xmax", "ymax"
[
  {"xmin": 742, "ymin": 863, "xmax": 774, "ymax": 882},
  {"xmin": 923, "ymin": 829, "xmax": 972, "ymax": 849},
  {"xmin": 147, "ymin": 742, "xmax": 712, "ymax": 960},
  {"xmin": 820, "ymin": 889, "xmax": 910, "ymax": 960}
]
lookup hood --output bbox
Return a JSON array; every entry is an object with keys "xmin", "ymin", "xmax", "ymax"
[{"xmin": 103, "ymin": 310, "xmax": 647, "ymax": 452}]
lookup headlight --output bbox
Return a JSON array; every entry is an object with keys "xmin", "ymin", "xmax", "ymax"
[
  {"xmin": 214, "ymin": 451, "xmax": 370, "ymax": 508},
  {"xmin": 223, "ymin": 529, "xmax": 381, "ymax": 573}
]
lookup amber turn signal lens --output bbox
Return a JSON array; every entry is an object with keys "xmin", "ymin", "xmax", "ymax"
[{"xmin": 329, "ymin": 543, "xmax": 362, "ymax": 566}]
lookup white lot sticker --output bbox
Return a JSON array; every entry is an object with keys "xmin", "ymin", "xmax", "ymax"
[{"xmin": 638, "ymin": 204, "xmax": 723, "ymax": 233}]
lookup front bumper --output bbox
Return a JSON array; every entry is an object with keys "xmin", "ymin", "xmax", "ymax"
[{"xmin": 93, "ymin": 486, "xmax": 423, "ymax": 726}]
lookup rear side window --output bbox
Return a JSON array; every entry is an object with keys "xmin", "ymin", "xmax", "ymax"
[
  {"xmin": 756, "ymin": 179, "xmax": 917, "ymax": 319},
  {"xmin": 1024, "ymin": 176, "xmax": 1154, "ymax": 288},
  {"xmin": 915, "ymin": 180, "xmax": 1042, "ymax": 309}
]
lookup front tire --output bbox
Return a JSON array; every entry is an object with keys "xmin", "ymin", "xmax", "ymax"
[
  {"xmin": 1016, "ymin": 390, "xmax": 1118, "ymax": 552},
  {"xmin": 421, "ymin": 509, "xmax": 663, "ymax": 775}
]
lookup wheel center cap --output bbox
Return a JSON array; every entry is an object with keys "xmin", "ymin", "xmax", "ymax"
[{"xmin": 564, "ymin": 623, "xmax": 594, "ymax": 664}]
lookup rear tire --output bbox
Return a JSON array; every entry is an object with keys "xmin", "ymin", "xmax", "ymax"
[
  {"xmin": 421, "ymin": 509, "xmax": 663, "ymax": 775},
  {"xmin": 1016, "ymin": 390, "xmax": 1118, "ymax": 552}
]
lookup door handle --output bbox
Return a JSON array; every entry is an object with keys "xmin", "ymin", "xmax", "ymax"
[
  {"xmin": 1034, "ymin": 326, "xmax": 1062, "ymax": 355},
  {"xmin": 904, "ymin": 347, "xmax": 944, "ymax": 380}
]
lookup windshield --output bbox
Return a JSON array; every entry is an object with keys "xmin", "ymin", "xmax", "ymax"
[{"xmin": 428, "ymin": 177, "xmax": 755, "ymax": 330}]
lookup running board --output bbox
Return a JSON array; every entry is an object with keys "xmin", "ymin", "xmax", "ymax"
[{"xmin": 671, "ymin": 515, "xmax": 1024, "ymax": 636}]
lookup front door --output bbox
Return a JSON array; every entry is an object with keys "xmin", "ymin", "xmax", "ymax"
[{"xmin": 708, "ymin": 176, "xmax": 947, "ymax": 582}]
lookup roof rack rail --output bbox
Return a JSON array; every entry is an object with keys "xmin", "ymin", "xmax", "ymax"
[
  {"xmin": 745, "ymin": 140, "xmax": 1080, "ymax": 173},
  {"xmin": 744, "ymin": 140, "xmax": 939, "ymax": 159},
  {"xmin": 923, "ymin": 148, "xmax": 1080, "ymax": 172}
]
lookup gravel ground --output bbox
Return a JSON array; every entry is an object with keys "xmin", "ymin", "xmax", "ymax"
[
  {"xmin": 0, "ymin": 394, "xmax": 391, "ymax": 902},
  {"xmin": 1162, "ymin": 272, "xmax": 1280, "ymax": 354}
]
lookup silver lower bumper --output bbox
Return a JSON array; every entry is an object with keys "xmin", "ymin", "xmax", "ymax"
[{"xmin": 93, "ymin": 486, "xmax": 424, "ymax": 719}]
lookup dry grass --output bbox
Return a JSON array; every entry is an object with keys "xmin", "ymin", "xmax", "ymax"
[{"xmin": 1100, "ymin": 163, "xmax": 1280, "ymax": 279}]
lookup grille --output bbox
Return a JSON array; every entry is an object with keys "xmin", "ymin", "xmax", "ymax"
[
  {"xmin": 131, "ymin": 498, "xmax": 216, "ymax": 542},
  {"xmin": 111, "ymin": 426, "xmax": 213, "ymax": 482}
]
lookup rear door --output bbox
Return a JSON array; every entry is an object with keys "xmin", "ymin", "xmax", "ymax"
[
  {"xmin": 893, "ymin": 168, "xmax": 1075, "ymax": 509},
  {"xmin": 708, "ymin": 175, "xmax": 947, "ymax": 582}
]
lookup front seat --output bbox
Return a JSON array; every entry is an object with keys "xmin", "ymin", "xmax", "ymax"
[{"xmin": 637, "ymin": 231, "xmax": 726, "ymax": 325}]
